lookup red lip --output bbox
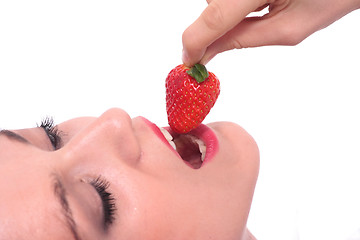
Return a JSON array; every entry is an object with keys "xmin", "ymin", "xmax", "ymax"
[
  {"xmin": 137, "ymin": 117, "xmax": 174, "ymax": 150},
  {"xmin": 139, "ymin": 117, "xmax": 219, "ymax": 167},
  {"xmin": 167, "ymin": 124, "xmax": 219, "ymax": 166}
]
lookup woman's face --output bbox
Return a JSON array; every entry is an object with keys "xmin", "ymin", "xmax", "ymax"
[{"xmin": 0, "ymin": 108, "xmax": 259, "ymax": 240}]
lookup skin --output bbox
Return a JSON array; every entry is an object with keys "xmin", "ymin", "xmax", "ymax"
[
  {"xmin": 0, "ymin": 108, "xmax": 259, "ymax": 240},
  {"xmin": 182, "ymin": 0, "xmax": 360, "ymax": 66}
]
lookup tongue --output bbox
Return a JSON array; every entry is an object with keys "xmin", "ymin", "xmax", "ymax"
[{"xmin": 173, "ymin": 135, "xmax": 202, "ymax": 169}]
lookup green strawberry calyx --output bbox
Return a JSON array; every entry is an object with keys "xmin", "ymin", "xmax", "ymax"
[{"xmin": 186, "ymin": 64, "xmax": 209, "ymax": 83}]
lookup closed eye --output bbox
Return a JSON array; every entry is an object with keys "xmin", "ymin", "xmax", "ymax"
[
  {"xmin": 90, "ymin": 176, "xmax": 117, "ymax": 230},
  {"xmin": 39, "ymin": 117, "xmax": 62, "ymax": 150}
]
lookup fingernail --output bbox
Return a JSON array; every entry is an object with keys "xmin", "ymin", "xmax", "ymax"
[{"xmin": 182, "ymin": 49, "xmax": 190, "ymax": 66}]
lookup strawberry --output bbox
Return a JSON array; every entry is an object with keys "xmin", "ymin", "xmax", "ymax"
[{"xmin": 166, "ymin": 64, "xmax": 220, "ymax": 133}]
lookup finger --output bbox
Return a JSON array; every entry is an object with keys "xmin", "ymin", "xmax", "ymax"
[
  {"xmin": 182, "ymin": 0, "xmax": 265, "ymax": 66},
  {"xmin": 200, "ymin": 12, "xmax": 309, "ymax": 64}
]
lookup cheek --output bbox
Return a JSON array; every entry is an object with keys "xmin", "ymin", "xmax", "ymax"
[
  {"xmin": 136, "ymin": 145, "xmax": 188, "ymax": 177},
  {"xmin": 109, "ymin": 173, "xmax": 199, "ymax": 239}
]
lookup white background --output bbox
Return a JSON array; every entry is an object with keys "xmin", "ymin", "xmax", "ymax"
[{"xmin": 1, "ymin": 1, "xmax": 360, "ymax": 239}]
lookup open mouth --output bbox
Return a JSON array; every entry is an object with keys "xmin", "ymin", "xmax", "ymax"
[{"xmin": 160, "ymin": 128, "xmax": 206, "ymax": 169}]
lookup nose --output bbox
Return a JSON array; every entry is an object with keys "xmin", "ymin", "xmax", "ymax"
[{"xmin": 62, "ymin": 108, "xmax": 141, "ymax": 166}]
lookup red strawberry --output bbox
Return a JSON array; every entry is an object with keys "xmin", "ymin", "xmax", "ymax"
[{"xmin": 166, "ymin": 64, "xmax": 220, "ymax": 133}]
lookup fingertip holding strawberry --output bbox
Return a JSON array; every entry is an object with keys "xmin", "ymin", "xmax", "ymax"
[
  {"xmin": 166, "ymin": 64, "xmax": 220, "ymax": 134},
  {"xmin": 181, "ymin": 49, "xmax": 190, "ymax": 67}
]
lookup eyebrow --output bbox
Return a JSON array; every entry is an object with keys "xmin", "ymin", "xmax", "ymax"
[
  {"xmin": 52, "ymin": 173, "xmax": 82, "ymax": 240},
  {"xmin": 0, "ymin": 129, "xmax": 30, "ymax": 144}
]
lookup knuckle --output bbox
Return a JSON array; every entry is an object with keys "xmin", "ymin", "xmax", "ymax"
[
  {"xmin": 280, "ymin": 25, "xmax": 305, "ymax": 46},
  {"xmin": 280, "ymin": 19, "xmax": 309, "ymax": 46},
  {"xmin": 231, "ymin": 38, "xmax": 244, "ymax": 50},
  {"xmin": 202, "ymin": 2, "xmax": 225, "ymax": 31}
]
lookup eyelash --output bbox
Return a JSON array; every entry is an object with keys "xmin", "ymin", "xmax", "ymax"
[
  {"xmin": 90, "ymin": 176, "xmax": 117, "ymax": 228},
  {"xmin": 39, "ymin": 117, "xmax": 62, "ymax": 150}
]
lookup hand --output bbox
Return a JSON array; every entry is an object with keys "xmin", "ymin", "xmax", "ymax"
[{"xmin": 182, "ymin": 0, "xmax": 360, "ymax": 66}]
